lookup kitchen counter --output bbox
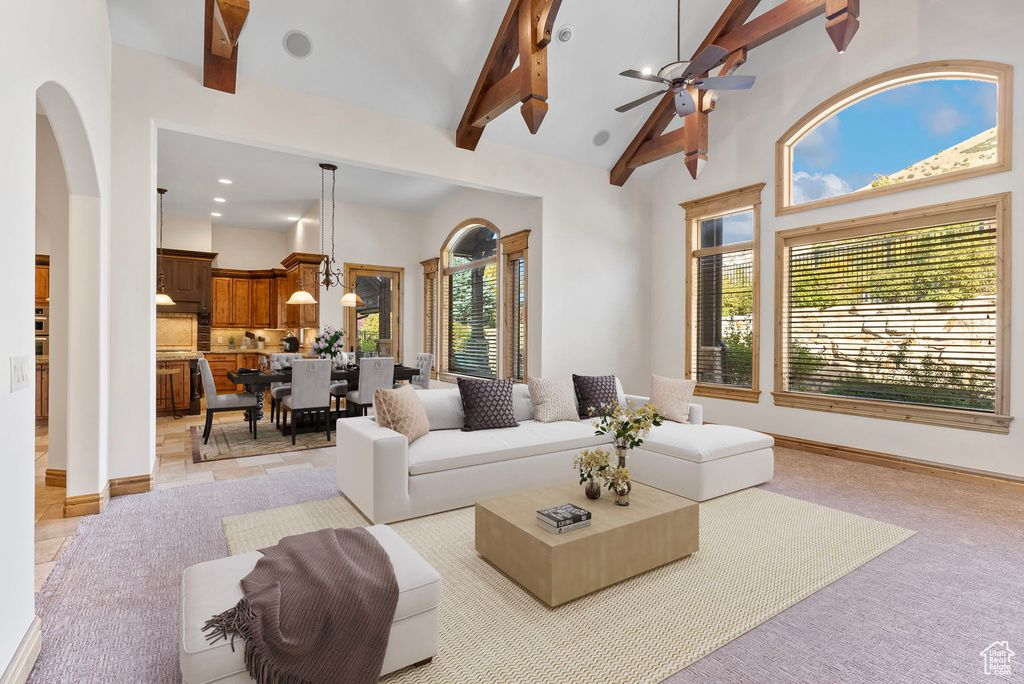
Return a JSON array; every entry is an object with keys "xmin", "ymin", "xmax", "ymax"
[
  {"xmin": 206, "ymin": 348, "xmax": 312, "ymax": 355},
  {"xmin": 36, "ymin": 356, "xmax": 48, "ymax": 364},
  {"xmin": 156, "ymin": 351, "xmax": 204, "ymax": 361}
]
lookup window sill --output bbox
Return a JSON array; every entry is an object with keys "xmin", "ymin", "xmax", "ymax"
[
  {"xmin": 771, "ymin": 391, "xmax": 1012, "ymax": 435},
  {"xmin": 694, "ymin": 384, "xmax": 761, "ymax": 403},
  {"xmin": 438, "ymin": 371, "xmax": 495, "ymax": 384}
]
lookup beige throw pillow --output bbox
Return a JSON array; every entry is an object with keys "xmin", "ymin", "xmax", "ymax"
[
  {"xmin": 374, "ymin": 385, "xmax": 430, "ymax": 443},
  {"xmin": 650, "ymin": 374, "xmax": 696, "ymax": 423},
  {"xmin": 527, "ymin": 377, "xmax": 580, "ymax": 423}
]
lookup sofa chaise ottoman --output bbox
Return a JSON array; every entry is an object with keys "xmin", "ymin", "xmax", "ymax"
[
  {"xmin": 179, "ymin": 525, "xmax": 442, "ymax": 684},
  {"xmin": 336, "ymin": 385, "xmax": 774, "ymax": 524}
]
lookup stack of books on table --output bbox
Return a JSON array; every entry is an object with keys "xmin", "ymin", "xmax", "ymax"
[{"xmin": 536, "ymin": 503, "xmax": 592, "ymax": 534}]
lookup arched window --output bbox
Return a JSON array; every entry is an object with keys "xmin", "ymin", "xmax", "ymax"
[
  {"xmin": 428, "ymin": 220, "xmax": 531, "ymax": 382},
  {"xmin": 776, "ymin": 60, "xmax": 1011, "ymax": 215},
  {"xmin": 441, "ymin": 221, "xmax": 500, "ymax": 379}
]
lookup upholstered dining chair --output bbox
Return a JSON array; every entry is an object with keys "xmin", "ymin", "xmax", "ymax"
[
  {"xmin": 346, "ymin": 357, "xmax": 394, "ymax": 416},
  {"xmin": 198, "ymin": 358, "xmax": 260, "ymax": 445},
  {"xmin": 328, "ymin": 351, "xmax": 352, "ymax": 414},
  {"xmin": 280, "ymin": 359, "xmax": 333, "ymax": 445},
  {"xmin": 268, "ymin": 353, "xmax": 305, "ymax": 428},
  {"xmin": 395, "ymin": 352, "xmax": 433, "ymax": 390}
]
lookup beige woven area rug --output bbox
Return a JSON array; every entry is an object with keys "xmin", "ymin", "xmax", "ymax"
[{"xmin": 222, "ymin": 488, "xmax": 914, "ymax": 684}]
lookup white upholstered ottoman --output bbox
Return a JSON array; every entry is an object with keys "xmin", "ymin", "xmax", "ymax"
[{"xmin": 180, "ymin": 525, "xmax": 442, "ymax": 684}]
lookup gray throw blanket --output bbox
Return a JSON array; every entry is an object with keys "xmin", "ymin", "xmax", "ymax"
[{"xmin": 202, "ymin": 527, "xmax": 399, "ymax": 684}]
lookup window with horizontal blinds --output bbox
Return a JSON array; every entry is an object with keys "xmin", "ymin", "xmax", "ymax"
[
  {"xmin": 447, "ymin": 262, "xmax": 498, "ymax": 378},
  {"xmin": 506, "ymin": 257, "xmax": 526, "ymax": 381},
  {"xmin": 423, "ymin": 268, "xmax": 437, "ymax": 366},
  {"xmin": 784, "ymin": 219, "xmax": 998, "ymax": 412},
  {"xmin": 695, "ymin": 249, "xmax": 754, "ymax": 387}
]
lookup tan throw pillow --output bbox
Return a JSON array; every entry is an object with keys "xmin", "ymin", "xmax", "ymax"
[
  {"xmin": 374, "ymin": 385, "xmax": 430, "ymax": 443},
  {"xmin": 650, "ymin": 374, "xmax": 696, "ymax": 423},
  {"xmin": 527, "ymin": 377, "xmax": 580, "ymax": 423}
]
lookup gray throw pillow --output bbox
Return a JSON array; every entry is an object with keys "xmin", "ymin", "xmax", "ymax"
[
  {"xmin": 572, "ymin": 374, "xmax": 619, "ymax": 418},
  {"xmin": 457, "ymin": 377, "xmax": 519, "ymax": 432}
]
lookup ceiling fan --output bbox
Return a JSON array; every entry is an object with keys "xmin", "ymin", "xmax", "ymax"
[{"xmin": 615, "ymin": 1, "xmax": 756, "ymax": 117}]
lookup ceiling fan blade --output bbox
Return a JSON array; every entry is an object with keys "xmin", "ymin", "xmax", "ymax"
[
  {"xmin": 615, "ymin": 89, "xmax": 668, "ymax": 113},
  {"xmin": 619, "ymin": 69, "xmax": 671, "ymax": 84},
  {"xmin": 691, "ymin": 75, "xmax": 757, "ymax": 90},
  {"xmin": 680, "ymin": 45, "xmax": 729, "ymax": 81},
  {"xmin": 673, "ymin": 89, "xmax": 696, "ymax": 117}
]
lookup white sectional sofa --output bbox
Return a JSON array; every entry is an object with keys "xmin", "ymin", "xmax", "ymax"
[{"xmin": 336, "ymin": 385, "xmax": 774, "ymax": 524}]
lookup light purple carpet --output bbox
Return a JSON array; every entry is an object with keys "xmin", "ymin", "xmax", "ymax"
[{"xmin": 31, "ymin": 449, "xmax": 1024, "ymax": 683}]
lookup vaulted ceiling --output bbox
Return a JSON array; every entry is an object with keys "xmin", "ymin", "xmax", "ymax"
[{"xmin": 110, "ymin": 0, "xmax": 802, "ymax": 175}]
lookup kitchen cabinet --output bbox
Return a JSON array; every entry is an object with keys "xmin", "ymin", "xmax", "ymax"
[
  {"xmin": 251, "ymin": 277, "xmax": 273, "ymax": 328},
  {"xmin": 204, "ymin": 353, "xmax": 244, "ymax": 395},
  {"xmin": 158, "ymin": 250, "xmax": 215, "ymax": 313},
  {"xmin": 212, "ymin": 277, "xmax": 232, "ymax": 326},
  {"xmin": 35, "ymin": 257, "xmax": 49, "ymax": 305},
  {"xmin": 231, "ymin": 278, "xmax": 252, "ymax": 327},
  {"xmin": 36, "ymin": 362, "xmax": 48, "ymax": 421},
  {"xmin": 156, "ymin": 359, "xmax": 191, "ymax": 413},
  {"xmin": 280, "ymin": 253, "xmax": 323, "ymax": 330},
  {"xmin": 211, "ymin": 274, "xmax": 252, "ymax": 327}
]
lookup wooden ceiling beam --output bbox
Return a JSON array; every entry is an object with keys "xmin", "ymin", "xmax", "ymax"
[
  {"xmin": 610, "ymin": 0, "xmax": 763, "ymax": 186},
  {"xmin": 456, "ymin": 0, "xmax": 563, "ymax": 151},
  {"xmin": 716, "ymin": 0, "xmax": 832, "ymax": 54},
  {"xmin": 825, "ymin": 0, "xmax": 861, "ymax": 53},
  {"xmin": 683, "ymin": 94, "xmax": 709, "ymax": 179},
  {"xmin": 203, "ymin": 0, "xmax": 250, "ymax": 94},
  {"xmin": 628, "ymin": 126, "xmax": 688, "ymax": 169},
  {"xmin": 702, "ymin": 48, "xmax": 748, "ymax": 112}
]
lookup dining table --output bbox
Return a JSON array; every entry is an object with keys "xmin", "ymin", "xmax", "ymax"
[{"xmin": 226, "ymin": 364, "xmax": 420, "ymax": 421}]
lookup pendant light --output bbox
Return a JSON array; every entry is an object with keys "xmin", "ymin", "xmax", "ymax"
[
  {"xmin": 339, "ymin": 291, "xmax": 364, "ymax": 308},
  {"xmin": 155, "ymin": 187, "xmax": 175, "ymax": 306},
  {"xmin": 317, "ymin": 162, "xmax": 343, "ymax": 290}
]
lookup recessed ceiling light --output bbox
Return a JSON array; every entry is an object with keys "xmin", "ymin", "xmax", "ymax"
[
  {"xmin": 218, "ymin": 178, "xmax": 232, "ymax": 184},
  {"xmin": 287, "ymin": 216, "xmax": 299, "ymax": 221},
  {"xmin": 213, "ymin": 197, "xmax": 226, "ymax": 202},
  {"xmin": 283, "ymin": 30, "xmax": 313, "ymax": 59},
  {"xmin": 211, "ymin": 212, "xmax": 222, "ymax": 217}
]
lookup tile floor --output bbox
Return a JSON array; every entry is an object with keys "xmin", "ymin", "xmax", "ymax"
[{"xmin": 33, "ymin": 406, "xmax": 335, "ymax": 591}]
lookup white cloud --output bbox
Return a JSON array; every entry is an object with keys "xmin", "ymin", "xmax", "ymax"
[
  {"xmin": 794, "ymin": 117, "xmax": 840, "ymax": 169},
  {"xmin": 792, "ymin": 171, "xmax": 852, "ymax": 205},
  {"xmin": 922, "ymin": 106, "xmax": 968, "ymax": 137}
]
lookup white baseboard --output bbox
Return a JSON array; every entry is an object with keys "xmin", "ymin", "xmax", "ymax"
[{"xmin": 0, "ymin": 616, "xmax": 41, "ymax": 684}]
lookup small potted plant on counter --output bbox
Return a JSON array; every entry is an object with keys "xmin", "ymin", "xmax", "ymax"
[{"xmin": 227, "ymin": 336, "xmax": 235, "ymax": 350}]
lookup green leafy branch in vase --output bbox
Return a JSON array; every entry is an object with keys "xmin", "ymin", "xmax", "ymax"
[
  {"xmin": 592, "ymin": 401, "xmax": 664, "ymax": 451},
  {"xmin": 573, "ymin": 448, "xmax": 611, "ymax": 485}
]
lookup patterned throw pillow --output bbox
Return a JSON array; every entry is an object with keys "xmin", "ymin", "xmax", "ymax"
[
  {"xmin": 527, "ymin": 377, "xmax": 580, "ymax": 423},
  {"xmin": 650, "ymin": 374, "xmax": 697, "ymax": 423},
  {"xmin": 572, "ymin": 374, "xmax": 619, "ymax": 418},
  {"xmin": 457, "ymin": 377, "xmax": 519, "ymax": 432},
  {"xmin": 374, "ymin": 385, "xmax": 430, "ymax": 443}
]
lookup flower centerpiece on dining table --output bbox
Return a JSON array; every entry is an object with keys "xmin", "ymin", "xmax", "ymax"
[
  {"xmin": 573, "ymin": 448, "xmax": 611, "ymax": 499},
  {"xmin": 311, "ymin": 325, "xmax": 346, "ymax": 366},
  {"xmin": 592, "ymin": 401, "xmax": 664, "ymax": 494}
]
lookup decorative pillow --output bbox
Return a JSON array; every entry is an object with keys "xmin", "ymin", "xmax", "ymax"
[
  {"xmin": 572, "ymin": 374, "xmax": 620, "ymax": 418},
  {"xmin": 528, "ymin": 377, "xmax": 580, "ymax": 423},
  {"xmin": 650, "ymin": 374, "xmax": 697, "ymax": 423},
  {"xmin": 374, "ymin": 384, "xmax": 430, "ymax": 443},
  {"xmin": 457, "ymin": 377, "xmax": 518, "ymax": 432}
]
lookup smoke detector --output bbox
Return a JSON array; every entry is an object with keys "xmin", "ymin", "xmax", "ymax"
[
  {"xmin": 555, "ymin": 25, "xmax": 573, "ymax": 44},
  {"xmin": 283, "ymin": 31, "xmax": 313, "ymax": 59}
]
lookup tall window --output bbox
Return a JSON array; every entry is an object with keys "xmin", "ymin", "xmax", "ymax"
[
  {"xmin": 777, "ymin": 60, "xmax": 1011, "ymax": 215},
  {"xmin": 683, "ymin": 184, "xmax": 764, "ymax": 403},
  {"xmin": 421, "ymin": 258, "xmax": 439, "ymax": 379},
  {"xmin": 441, "ymin": 221, "xmax": 499, "ymax": 379},
  {"xmin": 501, "ymin": 230, "xmax": 530, "ymax": 381},
  {"xmin": 775, "ymin": 194, "xmax": 1011, "ymax": 434}
]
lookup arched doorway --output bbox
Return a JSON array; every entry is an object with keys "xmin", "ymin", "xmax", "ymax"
[{"xmin": 34, "ymin": 82, "xmax": 108, "ymax": 524}]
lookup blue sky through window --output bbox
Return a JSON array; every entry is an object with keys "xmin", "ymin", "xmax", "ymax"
[{"xmin": 792, "ymin": 79, "xmax": 997, "ymax": 204}]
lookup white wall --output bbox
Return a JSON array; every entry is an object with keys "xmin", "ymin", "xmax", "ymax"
[
  {"xmin": 34, "ymin": 115, "xmax": 66, "ymax": 257},
  {"xmin": 0, "ymin": 0, "xmax": 111, "ymax": 673},
  {"xmin": 648, "ymin": 0, "xmax": 1024, "ymax": 479},
  {"xmin": 212, "ymin": 224, "xmax": 287, "ymax": 270},
  {"xmin": 162, "ymin": 214, "xmax": 212, "ymax": 252},
  {"xmin": 109, "ymin": 44, "xmax": 651, "ymax": 483}
]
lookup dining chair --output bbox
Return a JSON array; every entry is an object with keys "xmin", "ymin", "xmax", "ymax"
[
  {"xmin": 280, "ymin": 359, "xmax": 333, "ymax": 445},
  {"xmin": 329, "ymin": 352, "xmax": 352, "ymax": 414},
  {"xmin": 268, "ymin": 353, "xmax": 305, "ymax": 428},
  {"xmin": 198, "ymin": 358, "xmax": 260, "ymax": 445},
  {"xmin": 346, "ymin": 357, "xmax": 394, "ymax": 417},
  {"xmin": 395, "ymin": 352, "xmax": 433, "ymax": 390}
]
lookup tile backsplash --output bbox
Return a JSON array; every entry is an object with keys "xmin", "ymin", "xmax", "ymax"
[
  {"xmin": 209, "ymin": 327, "xmax": 318, "ymax": 352},
  {"xmin": 157, "ymin": 313, "xmax": 197, "ymax": 351}
]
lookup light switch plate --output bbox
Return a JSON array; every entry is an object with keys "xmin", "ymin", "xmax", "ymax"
[{"xmin": 10, "ymin": 355, "xmax": 31, "ymax": 392}]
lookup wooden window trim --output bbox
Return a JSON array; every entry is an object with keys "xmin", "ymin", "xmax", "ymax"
[
  {"xmin": 421, "ymin": 258, "xmax": 439, "ymax": 380},
  {"xmin": 773, "ymin": 193, "xmax": 1012, "ymax": 434},
  {"xmin": 776, "ymin": 60, "xmax": 1013, "ymax": 217},
  {"xmin": 344, "ymin": 262, "xmax": 404, "ymax": 363},
  {"xmin": 439, "ymin": 219, "xmax": 500, "ymax": 380},
  {"xmin": 682, "ymin": 183, "xmax": 765, "ymax": 402},
  {"xmin": 500, "ymin": 229, "xmax": 530, "ymax": 382}
]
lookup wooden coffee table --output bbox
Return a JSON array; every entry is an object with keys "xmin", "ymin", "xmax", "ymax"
[{"xmin": 475, "ymin": 482, "xmax": 699, "ymax": 607}]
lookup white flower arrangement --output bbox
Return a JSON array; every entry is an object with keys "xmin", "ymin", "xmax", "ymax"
[{"xmin": 312, "ymin": 325, "xmax": 345, "ymax": 363}]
